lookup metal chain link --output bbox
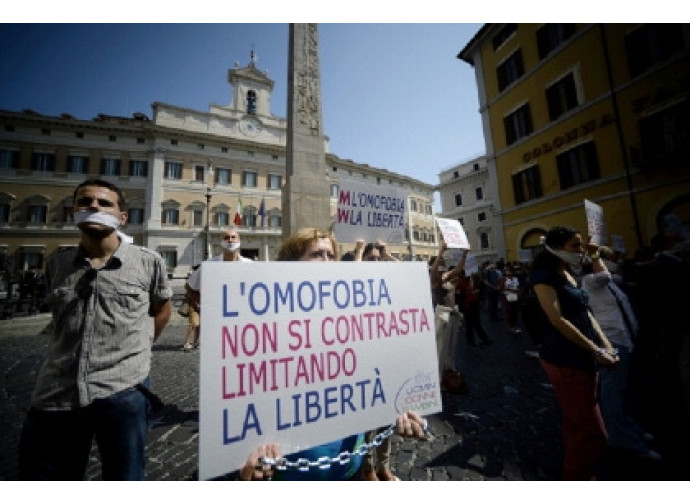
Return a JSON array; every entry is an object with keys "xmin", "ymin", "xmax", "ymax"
[{"xmin": 258, "ymin": 424, "xmax": 396, "ymax": 472}]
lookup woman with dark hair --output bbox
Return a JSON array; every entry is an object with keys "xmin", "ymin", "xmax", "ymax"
[{"xmin": 531, "ymin": 226, "xmax": 618, "ymax": 480}]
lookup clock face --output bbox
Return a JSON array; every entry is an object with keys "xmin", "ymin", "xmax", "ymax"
[{"xmin": 240, "ymin": 118, "xmax": 262, "ymax": 137}]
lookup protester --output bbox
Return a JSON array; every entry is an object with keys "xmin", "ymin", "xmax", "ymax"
[
  {"xmin": 18, "ymin": 178, "xmax": 173, "ymax": 480},
  {"xmin": 456, "ymin": 271, "xmax": 493, "ymax": 348},
  {"xmin": 581, "ymin": 245, "xmax": 661, "ymax": 462},
  {"xmin": 429, "ymin": 241, "xmax": 469, "ymax": 392},
  {"xmin": 482, "ymin": 262, "xmax": 503, "ymax": 321},
  {"xmin": 181, "ymin": 265, "xmax": 201, "ymax": 351},
  {"xmin": 531, "ymin": 226, "xmax": 618, "ymax": 480},
  {"xmin": 499, "ymin": 266, "xmax": 522, "ymax": 333},
  {"xmin": 237, "ymin": 227, "xmax": 428, "ymax": 480},
  {"xmin": 186, "ymin": 226, "xmax": 252, "ymax": 350}
]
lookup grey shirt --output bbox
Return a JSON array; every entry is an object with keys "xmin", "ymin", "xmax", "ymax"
[{"xmin": 32, "ymin": 241, "xmax": 173, "ymax": 410}]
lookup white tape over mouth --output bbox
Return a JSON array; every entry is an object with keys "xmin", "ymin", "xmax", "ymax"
[{"xmin": 74, "ymin": 210, "xmax": 121, "ymax": 229}]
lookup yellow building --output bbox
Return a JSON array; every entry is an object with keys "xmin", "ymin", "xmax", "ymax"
[
  {"xmin": 459, "ymin": 23, "xmax": 690, "ymax": 261},
  {"xmin": 0, "ymin": 56, "xmax": 436, "ymax": 283}
]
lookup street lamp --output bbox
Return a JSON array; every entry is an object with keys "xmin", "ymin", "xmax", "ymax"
[{"xmin": 204, "ymin": 163, "xmax": 214, "ymax": 260}]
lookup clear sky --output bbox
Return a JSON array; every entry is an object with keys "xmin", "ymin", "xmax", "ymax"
[{"xmin": 0, "ymin": 21, "xmax": 484, "ymax": 188}]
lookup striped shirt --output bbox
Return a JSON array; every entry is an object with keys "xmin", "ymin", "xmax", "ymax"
[{"xmin": 31, "ymin": 242, "xmax": 173, "ymax": 410}]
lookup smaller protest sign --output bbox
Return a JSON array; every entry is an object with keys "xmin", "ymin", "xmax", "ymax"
[
  {"xmin": 435, "ymin": 217, "xmax": 470, "ymax": 249},
  {"xmin": 584, "ymin": 199, "xmax": 607, "ymax": 245},
  {"xmin": 334, "ymin": 179, "xmax": 408, "ymax": 244}
]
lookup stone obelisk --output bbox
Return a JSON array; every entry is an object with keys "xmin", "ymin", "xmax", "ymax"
[{"xmin": 282, "ymin": 23, "xmax": 332, "ymax": 237}]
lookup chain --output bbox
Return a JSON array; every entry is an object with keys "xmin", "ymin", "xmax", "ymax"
[{"xmin": 258, "ymin": 424, "xmax": 396, "ymax": 472}]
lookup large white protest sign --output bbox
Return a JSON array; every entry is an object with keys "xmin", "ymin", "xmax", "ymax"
[
  {"xmin": 584, "ymin": 199, "xmax": 607, "ymax": 245},
  {"xmin": 435, "ymin": 217, "xmax": 470, "ymax": 249},
  {"xmin": 198, "ymin": 261, "xmax": 441, "ymax": 480},
  {"xmin": 334, "ymin": 178, "xmax": 408, "ymax": 244}
]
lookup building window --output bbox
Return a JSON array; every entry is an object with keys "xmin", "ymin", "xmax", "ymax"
[
  {"xmin": 41, "ymin": 128, "xmax": 51, "ymax": 136},
  {"xmin": 475, "ymin": 187, "xmax": 484, "ymax": 201},
  {"xmin": 217, "ymin": 211, "xmax": 229, "ymax": 226},
  {"xmin": 557, "ymin": 141, "xmax": 600, "ymax": 190},
  {"xmin": 0, "ymin": 203, "xmax": 10, "ymax": 223},
  {"xmin": 31, "ymin": 153, "xmax": 55, "ymax": 172},
  {"xmin": 512, "ymin": 165, "xmax": 543, "ymax": 205},
  {"xmin": 478, "ymin": 211, "xmax": 487, "ymax": 222},
  {"xmin": 162, "ymin": 208, "xmax": 179, "ymax": 225},
  {"xmin": 458, "ymin": 217, "xmax": 464, "ymax": 226},
  {"xmin": 193, "ymin": 209, "xmax": 203, "ymax": 226},
  {"xmin": 454, "ymin": 193, "xmax": 463, "ymax": 207},
  {"xmin": 108, "ymin": 135, "xmax": 117, "ymax": 142},
  {"xmin": 197, "ymin": 143, "xmax": 204, "ymax": 150},
  {"xmin": 62, "ymin": 206, "xmax": 74, "ymax": 223},
  {"xmin": 267, "ymin": 173, "xmax": 282, "ymax": 189},
  {"xmin": 480, "ymin": 232, "xmax": 490, "ymax": 249},
  {"xmin": 67, "ymin": 155, "xmax": 89, "ymax": 174},
  {"xmin": 222, "ymin": 147, "xmax": 228, "ymax": 153},
  {"xmin": 194, "ymin": 165, "xmax": 205, "ymax": 182},
  {"xmin": 129, "ymin": 160, "xmax": 148, "ymax": 178},
  {"xmin": 75, "ymin": 132, "xmax": 84, "ymax": 139},
  {"xmin": 536, "ymin": 23, "xmax": 576, "ymax": 59},
  {"xmin": 504, "ymin": 103, "xmax": 533, "ymax": 145},
  {"xmin": 473, "ymin": 163, "xmax": 480, "ymax": 171},
  {"xmin": 637, "ymin": 100, "xmax": 689, "ymax": 170},
  {"xmin": 216, "ymin": 168, "xmax": 232, "ymax": 185},
  {"xmin": 170, "ymin": 139, "xmax": 178, "ymax": 146},
  {"xmin": 137, "ymin": 137, "xmax": 145, "ymax": 144},
  {"xmin": 492, "ymin": 23, "xmax": 517, "ymax": 50},
  {"xmin": 164, "ymin": 161, "xmax": 182, "ymax": 179},
  {"xmin": 246, "ymin": 90, "xmax": 257, "ymax": 115},
  {"xmin": 242, "ymin": 170, "xmax": 257, "ymax": 188},
  {"xmin": 497, "ymin": 49, "xmax": 524, "ymax": 92},
  {"xmin": 128, "ymin": 208, "xmax": 144, "ymax": 224},
  {"xmin": 625, "ymin": 24, "xmax": 684, "ymax": 77},
  {"xmin": 269, "ymin": 214, "xmax": 281, "ymax": 228},
  {"xmin": 101, "ymin": 158, "xmax": 121, "ymax": 176},
  {"xmin": 330, "ymin": 184, "xmax": 339, "ymax": 198},
  {"xmin": 0, "ymin": 149, "xmax": 19, "ymax": 168},
  {"xmin": 161, "ymin": 250, "xmax": 177, "ymax": 269},
  {"xmin": 546, "ymin": 72, "xmax": 579, "ymax": 121},
  {"xmin": 244, "ymin": 207, "xmax": 257, "ymax": 227},
  {"xmin": 28, "ymin": 204, "xmax": 47, "ymax": 224}
]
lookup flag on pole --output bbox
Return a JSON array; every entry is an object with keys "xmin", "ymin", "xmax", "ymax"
[
  {"xmin": 258, "ymin": 197, "xmax": 266, "ymax": 227},
  {"xmin": 234, "ymin": 197, "xmax": 243, "ymax": 226}
]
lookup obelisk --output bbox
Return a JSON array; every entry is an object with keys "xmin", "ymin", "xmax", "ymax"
[{"xmin": 282, "ymin": 23, "xmax": 332, "ymax": 236}]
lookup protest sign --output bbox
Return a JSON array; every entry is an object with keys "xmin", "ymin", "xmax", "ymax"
[
  {"xmin": 518, "ymin": 249, "xmax": 533, "ymax": 263},
  {"xmin": 334, "ymin": 178, "xmax": 408, "ymax": 244},
  {"xmin": 435, "ymin": 217, "xmax": 470, "ymax": 249},
  {"xmin": 584, "ymin": 199, "xmax": 607, "ymax": 245},
  {"xmin": 198, "ymin": 261, "xmax": 441, "ymax": 480}
]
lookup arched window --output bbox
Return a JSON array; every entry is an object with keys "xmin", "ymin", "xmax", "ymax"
[{"xmin": 246, "ymin": 90, "xmax": 257, "ymax": 115}]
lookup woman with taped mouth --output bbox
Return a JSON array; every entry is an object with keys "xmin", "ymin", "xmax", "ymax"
[
  {"xmin": 236, "ymin": 228, "xmax": 427, "ymax": 481},
  {"xmin": 531, "ymin": 226, "xmax": 618, "ymax": 480}
]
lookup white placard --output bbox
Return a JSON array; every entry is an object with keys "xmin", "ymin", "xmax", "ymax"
[
  {"xmin": 198, "ymin": 261, "xmax": 441, "ymax": 480},
  {"xmin": 518, "ymin": 249, "xmax": 533, "ymax": 263},
  {"xmin": 334, "ymin": 179, "xmax": 408, "ymax": 244},
  {"xmin": 435, "ymin": 217, "xmax": 470, "ymax": 249},
  {"xmin": 584, "ymin": 199, "xmax": 607, "ymax": 245}
]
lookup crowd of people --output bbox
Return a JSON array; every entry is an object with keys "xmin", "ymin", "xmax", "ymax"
[{"xmin": 16, "ymin": 177, "xmax": 690, "ymax": 481}]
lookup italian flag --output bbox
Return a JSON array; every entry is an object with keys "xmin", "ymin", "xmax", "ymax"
[{"xmin": 233, "ymin": 197, "xmax": 243, "ymax": 226}]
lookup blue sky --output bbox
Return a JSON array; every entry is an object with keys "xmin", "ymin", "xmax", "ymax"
[{"xmin": 0, "ymin": 22, "xmax": 485, "ymax": 188}]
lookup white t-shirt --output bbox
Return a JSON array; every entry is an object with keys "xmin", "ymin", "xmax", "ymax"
[{"xmin": 186, "ymin": 253, "xmax": 252, "ymax": 291}]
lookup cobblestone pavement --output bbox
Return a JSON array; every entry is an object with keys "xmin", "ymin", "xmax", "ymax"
[{"xmin": 0, "ymin": 298, "xmax": 679, "ymax": 481}]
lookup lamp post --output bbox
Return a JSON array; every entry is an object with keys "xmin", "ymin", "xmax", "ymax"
[{"xmin": 204, "ymin": 163, "xmax": 214, "ymax": 260}]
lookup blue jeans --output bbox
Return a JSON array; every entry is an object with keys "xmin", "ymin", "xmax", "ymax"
[
  {"xmin": 598, "ymin": 345, "xmax": 648, "ymax": 454},
  {"xmin": 18, "ymin": 381, "xmax": 152, "ymax": 480}
]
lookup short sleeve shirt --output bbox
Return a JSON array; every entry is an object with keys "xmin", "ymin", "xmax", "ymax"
[
  {"xmin": 186, "ymin": 253, "xmax": 252, "ymax": 291},
  {"xmin": 32, "ymin": 242, "xmax": 173, "ymax": 410}
]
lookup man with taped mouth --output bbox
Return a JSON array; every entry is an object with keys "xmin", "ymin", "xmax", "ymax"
[{"xmin": 18, "ymin": 178, "xmax": 173, "ymax": 480}]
